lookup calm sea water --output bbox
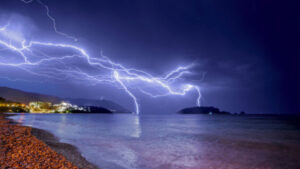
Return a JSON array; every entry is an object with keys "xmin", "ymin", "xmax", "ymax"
[{"xmin": 9, "ymin": 114, "xmax": 300, "ymax": 169}]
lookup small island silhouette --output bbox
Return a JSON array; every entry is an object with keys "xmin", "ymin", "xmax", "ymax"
[{"xmin": 178, "ymin": 106, "xmax": 246, "ymax": 115}]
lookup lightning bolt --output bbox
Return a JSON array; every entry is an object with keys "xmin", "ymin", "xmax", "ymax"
[
  {"xmin": 21, "ymin": 0, "xmax": 78, "ymax": 41},
  {"xmin": 114, "ymin": 71, "xmax": 139, "ymax": 114},
  {"xmin": 0, "ymin": 1, "xmax": 203, "ymax": 115}
]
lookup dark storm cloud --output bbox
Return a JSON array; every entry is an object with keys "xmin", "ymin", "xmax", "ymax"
[{"xmin": 0, "ymin": 0, "xmax": 299, "ymax": 114}]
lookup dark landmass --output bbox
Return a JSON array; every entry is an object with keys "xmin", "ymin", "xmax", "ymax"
[
  {"xmin": 0, "ymin": 96, "xmax": 114, "ymax": 114},
  {"xmin": 0, "ymin": 87, "xmax": 63, "ymax": 104},
  {"xmin": 178, "ymin": 106, "xmax": 233, "ymax": 115},
  {"xmin": 179, "ymin": 106, "xmax": 300, "ymax": 116},
  {"xmin": 0, "ymin": 107, "xmax": 26, "ymax": 113},
  {"xmin": 0, "ymin": 87, "xmax": 62, "ymax": 104},
  {"xmin": 66, "ymin": 98, "xmax": 130, "ymax": 113},
  {"xmin": 0, "ymin": 97, "xmax": 28, "ymax": 113},
  {"xmin": 71, "ymin": 106, "xmax": 113, "ymax": 114},
  {"xmin": 0, "ymin": 86, "xmax": 129, "ymax": 113}
]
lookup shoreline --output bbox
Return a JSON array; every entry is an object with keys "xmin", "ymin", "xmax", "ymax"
[{"xmin": 0, "ymin": 113, "xmax": 98, "ymax": 169}]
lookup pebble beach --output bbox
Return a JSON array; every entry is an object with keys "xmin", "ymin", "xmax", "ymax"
[{"xmin": 0, "ymin": 114, "xmax": 97, "ymax": 169}]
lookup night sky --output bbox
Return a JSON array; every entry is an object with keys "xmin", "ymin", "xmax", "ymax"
[{"xmin": 0, "ymin": 0, "xmax": 299, "ymax": 114}]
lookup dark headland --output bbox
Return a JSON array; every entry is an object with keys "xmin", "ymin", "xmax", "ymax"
[
  {"xmin": 178, "ymin": 106, "xmax": 236, "ymax": 115},
  {"xmin": 0, "ymin": 86, "xmax": 130, "ymax": 113}
]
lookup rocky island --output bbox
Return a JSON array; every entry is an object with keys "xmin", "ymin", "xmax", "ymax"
[{"xmin": 178, "ymin": 106, "xmax": 231, "ymax": 115}]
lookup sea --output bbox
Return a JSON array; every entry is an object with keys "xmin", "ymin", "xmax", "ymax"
[{"xmin": 8, "ymin": 113, "xmax": 300, "ymax": 169}]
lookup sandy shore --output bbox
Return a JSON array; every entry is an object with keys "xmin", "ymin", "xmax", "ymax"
[{"xmin": 0, "ymin": 113, "xmax": 98, "ymax": 169}]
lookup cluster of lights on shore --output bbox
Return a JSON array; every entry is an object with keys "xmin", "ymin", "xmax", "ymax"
[{"xmin": 0, "ymin": 0, "xmax": 202, "ymax": 115}]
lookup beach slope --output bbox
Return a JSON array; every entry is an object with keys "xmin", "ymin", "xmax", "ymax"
[{"xmin": 0, "ymin": 114, "xmax": 97, "ymax": 169}]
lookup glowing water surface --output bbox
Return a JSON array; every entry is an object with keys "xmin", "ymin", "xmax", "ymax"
[{"xmin": 9, "ymin": 114, "xmax": 300, "ymax": 169}]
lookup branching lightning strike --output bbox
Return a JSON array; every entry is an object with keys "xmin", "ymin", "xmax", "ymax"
[{"xmin": 0, "ymin": 0, "xmax": 202, "ymax": 114}]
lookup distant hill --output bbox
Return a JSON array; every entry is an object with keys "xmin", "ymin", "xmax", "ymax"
[
  {"xmin": 178, "ymin": 106, "xmax": 231, "ymax": 115},
  {"xmin": 0, "ymin": 87, "xmax": 62, "ymax": 104},
  {"xmin": 65, "ymin": 98, "xmax": 131, "ymax": 113},
  {"xmin": 0, "ymin": 86, "xmax": 129, "ymax": 113}
]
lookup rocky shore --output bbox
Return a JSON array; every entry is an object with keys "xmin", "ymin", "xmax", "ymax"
[{"xmin": 0, "ymin": 113, "xmax": 98, "ymax": 169}]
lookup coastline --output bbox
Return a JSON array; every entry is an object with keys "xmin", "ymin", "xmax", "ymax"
[{"xmin": 0, "ymin": 113, "xmax": 98, "ymax": 169}]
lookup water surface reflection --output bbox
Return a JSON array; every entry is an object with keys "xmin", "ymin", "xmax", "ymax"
[{"xmin": 9, "ymin": 114, "xmax": 300, "ymax": 169}]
